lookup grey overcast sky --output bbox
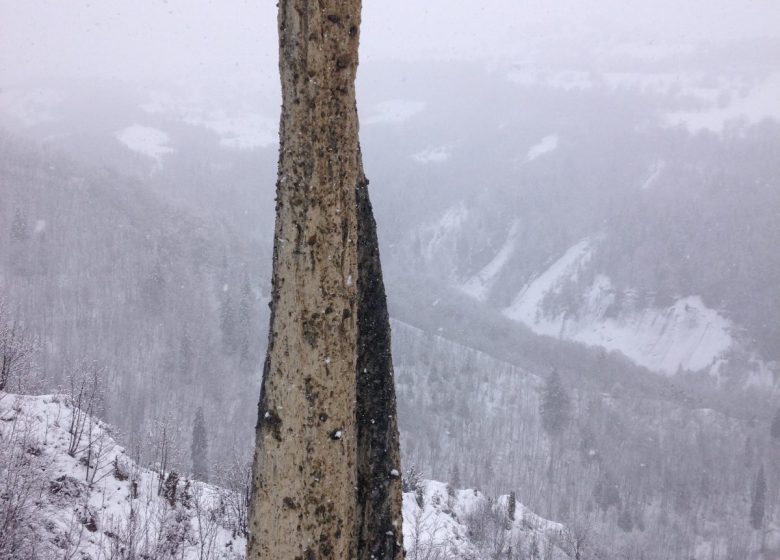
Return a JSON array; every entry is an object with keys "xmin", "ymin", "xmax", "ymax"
[{"xmin": 1, "ymin": 0, "xmax": 779, "ymax": 87}]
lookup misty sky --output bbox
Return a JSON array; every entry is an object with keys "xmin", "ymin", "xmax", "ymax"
[{"xmin": 2, "ymin": 0, "xmax": 779, "ymax": 88}]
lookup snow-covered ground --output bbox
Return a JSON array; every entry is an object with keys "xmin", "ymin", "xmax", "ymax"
[
  {"xmin": 0, "ymin": 391, "xmax": 572, "ymax": 559},
  {"xmin": 115, "ymin": 124, "xmax": 174, "ymax": 168},
  {"xmin": 507, "ymin": 65, "xmax": 780, "ymax": 133},
  {"xmin": 640, "ymin": 160, "xmax": 665, "ymax": 190},
  {"xmin": 0, "ymin": 391, "xmax": 244, "ymax": 560},
  {"xmin": 142, "ymin": 90, "xmax": 278, "ymax": 150},
  {"xmin": 421, "ymin": 202, "xmax": 469, "ymax": 263},
  {"xmin": 183, "ymin": 111, "xmax": 277, "ymax": 150},
  {"xmin": 525, "ymin": 134, "xmax": 559, "ymax": 163},
  {"xmin": 403, "ymin": 479, "xmax": 571, "ymax": 560},
  {"xmin": 461, "ymin": 220, "xmax": 520, "ymax": 301},
  {"xmin": 667, "ymin": 72, "xmax": 780, "ymax": 132},
  {"xmin": 503, "ymin": 239, "xmax": 734, "ymax": 375}
]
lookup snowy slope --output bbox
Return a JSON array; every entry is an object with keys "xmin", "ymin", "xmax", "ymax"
[
  {"xmin": 115, "ymin": 124, "xmax": 174, "ymax": 168},
  {"xmin": 503, "ymin": 239, "xmax": 734, "ymax": 375},
  {"xmin": 461, "ymin": 220, "xmax": 520, "ymax": 301},
  {"xmin": 0, "ymin": 392, "xmax": 245, "ymax": 560},
  {"xmin": 0, "ymin": 391, "xmax": 574, "ymax": 560},
  {"xmin": 403, "ymin": 479, "xmax": 572, "ymax": 560}
]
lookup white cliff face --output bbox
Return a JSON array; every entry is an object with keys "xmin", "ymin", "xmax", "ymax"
[{"xmin": 503, "ymin": 239, "xmax": 734, "ymax": 375}]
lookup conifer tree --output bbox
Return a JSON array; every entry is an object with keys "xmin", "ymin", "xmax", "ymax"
[
  {"xmin": 191, "ymin": 407, "xmax": 208, "ymax": 481},
  {"xmin": 750, "ymin": 465, "xmax": 766, "ymax": 531},
  {"xmin": 11, "ymin": 207, "xmax": 28, "ymax": 243},
  {"xmin": 540, "ymin": 368, "xmax": 571, "ymax": 437},
  {"xmin": 770, "ymin": 408, "xmax": 780, "ymax": 441}
]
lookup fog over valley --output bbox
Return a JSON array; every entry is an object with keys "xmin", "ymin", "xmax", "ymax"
[{"xmin": 1, "ymin": 2, "xmax": 779, "ymax": 559}]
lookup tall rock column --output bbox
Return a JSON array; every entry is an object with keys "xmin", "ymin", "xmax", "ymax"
[{"xmin": 248, "ymin": 2, "xmax": 403, "ymax": 560}]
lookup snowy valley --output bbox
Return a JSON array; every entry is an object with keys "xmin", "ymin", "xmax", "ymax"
[{"xmin": 1, "ymin": 9, "xmax": 779, "ymax": 558}]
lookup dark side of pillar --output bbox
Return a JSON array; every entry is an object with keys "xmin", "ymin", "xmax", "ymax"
[{"xmin": 355, "ymin": 174, "xmax": 405, "ymax": 560}]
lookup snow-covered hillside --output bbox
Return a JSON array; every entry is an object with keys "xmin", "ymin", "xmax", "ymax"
[
  {"xmin": 403, "ymin": 479, "xmax": 572, "ymax": 560},
  {"xmin": 503, "ymin": 239, "xmax": 735, "ymax": 375},
  {"xmin": 115, "ymin": 124, "xmax": 174, "ymax": 169},
  {"xmin": 0, "ymin": 391, "xmax": 573, "ymax": 560},
  {"xmin": 0, "ymin": 391, "xmax": 246, "ymax": 560}
]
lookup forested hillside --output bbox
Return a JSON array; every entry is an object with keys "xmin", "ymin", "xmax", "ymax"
[
  {"xmin": 0, "ymin": 133, "xmax": 266, "ymax": 468},
  {"xmin": 393, "ymin": 320, "xmax": 780, "ymax": 559}
]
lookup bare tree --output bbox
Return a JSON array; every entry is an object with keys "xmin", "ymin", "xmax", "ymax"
[
  {"xmin": 563, "ymin": 515, "xmax": 594, "ymax": 560},
  {"xmin": 65, "ymin": 361, "xmax": 105, "ymax": 458},
  {"xmin": 0, "ymin": 300, "xmax": 36, "ymax": 392},
  {"xmin": 0, "ymin": 401, "xmax": 51, "ymax": 558},
  {"xmin": 191, "ymin": 483, "xmax": 221, "ymax": 560},
  {"xmin": 215, "ymin": 446, "xmax": 252, "ymax": 539},
  {"xmin": 406, "ymin": 507, "xmax": 450, "ymax": 560}
]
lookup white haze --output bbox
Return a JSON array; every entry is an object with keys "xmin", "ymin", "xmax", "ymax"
[
  {"xmin": 2, "ymin": 0, "xmax": 780, "ymax": 88},
  {"xmin": 2, "ymin": 2, "xmax": 780, "ymax": 560}
]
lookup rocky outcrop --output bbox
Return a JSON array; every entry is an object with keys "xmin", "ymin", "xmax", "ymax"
[{"xmin": 248, "ymin": 2, "xmax": 403, "ymax": 559}]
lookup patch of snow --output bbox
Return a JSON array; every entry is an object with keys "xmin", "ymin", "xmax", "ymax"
[
  {"xmin": 505, "ymin": 238, "xmax": 593, "ymax": 335},
  {"xmin": 525, "ymin": 134, "xmax": 559, "ymax": 162},
  {"xmin": 504, "ymin": 241, "xmax": 734, "ymax": 374},
  {"xmin": 666, "ymin": 72, "xmax": 780, "ymax": 132},
  {"xmin": 115, "ymin": 125, "xmax": 174, "ymax": 168},
  {"xmin": 142, "ymin": 90, "xmax": 276, "ymax": 149},
  {"xmin": 412, "ymin": 145, "xmax": 452, "ymax": 163},
  {"xmin": 363, "ymin": 99, "xmax": 425, "ymax": 125},
  {"xmin": 188, "ymin": 112, "xmax": 277, "ymax": 150},
  {"xmin": 422, "ymin": 202, "xmax": 469, "ymax": 263},
  {"xmin": 506, "ymin": 65, "xmax": 772, "ymax": 130},
  {"xmin": 641, "ymin": 160, "xmax": 666, "ymax": 190},
  {"xmin": 461, "ymin": 221, "xmax": 520, "ymax": 301},
  {"xmin": 574, "ymin": 290, "xmax": 733, "ymax": 374}
]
